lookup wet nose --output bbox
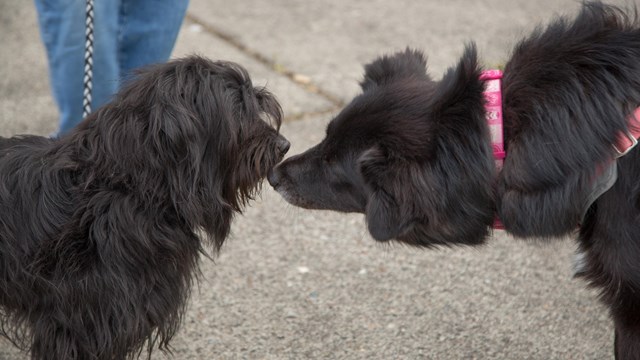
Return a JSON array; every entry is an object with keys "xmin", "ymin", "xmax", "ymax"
[
  {"xmin": 278, "ymin": 138, "xmax": 291, "ymax": 157},
  {"xmin": 267, "ymin": 167, "xmax": 281, "ymax": 188}
]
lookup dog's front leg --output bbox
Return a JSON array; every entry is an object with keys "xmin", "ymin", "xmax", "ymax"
[{"xmin": 614, "ymin": 323, "xmax": 640, "ymax": 360}]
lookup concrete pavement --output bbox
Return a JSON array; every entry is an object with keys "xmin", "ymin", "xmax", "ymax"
[{"xmin": 1, "ymin": 0, "xmax": 636, "ymax": 358}]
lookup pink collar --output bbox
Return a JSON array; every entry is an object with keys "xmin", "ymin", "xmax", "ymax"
[
  {"xmin": 480, "ymin": 70, "xmax": 505, "ymax": 168},
  {"xmin": 481, "ymin": 69, "xmax": 640, "ymax": 230},
  {"xmin": 480, "ymin": 70, "xmax": 505, "ymax": 229}
]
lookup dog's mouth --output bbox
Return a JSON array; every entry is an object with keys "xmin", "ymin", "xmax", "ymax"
[
  {"xmin": 277, "ymin": 190, "xmax": 313, "ymax": 209},
  {"xmin": 268, "ymin": 180, "xmax": 317, "ymax": 210},
  {"xmin": 268, "ymin": 159, "xmax": 368, "ymax": 213},
  {"xmin": 253, "ymin": 135, "xmax": 290, "ymax": 178},
  {"xmin": 270, "ymin": 183, "xmax": 365, "ymax": 213}
]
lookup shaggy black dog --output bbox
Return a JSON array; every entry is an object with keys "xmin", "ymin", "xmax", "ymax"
[
  {"xmin": 269, "ymin": 3, "xmax": 640, "ymax": 359},
  {"xmin": 0, "ymin": 56, "xmax": 289, "ymax": 359}
]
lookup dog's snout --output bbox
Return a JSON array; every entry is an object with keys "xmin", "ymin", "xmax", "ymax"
[
  {"xmin": 268, "ymin": 167, "xmax": 281, "ymax": 188},
  {"xmin": 278, "ymin": 138, "xmax": 291, "ymax": 156}
]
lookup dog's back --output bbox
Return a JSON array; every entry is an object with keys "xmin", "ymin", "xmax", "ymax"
[
  {"xmin": 498, "ymin": 2, "xmax": 640, "ymax": 236},
  {"xmin": 0, "ymin": 135, "xmax": 44, "ymax": 151}
]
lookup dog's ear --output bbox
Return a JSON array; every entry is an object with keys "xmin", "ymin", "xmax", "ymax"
[
  {"xmin": 359, "ymin": 44, "xmax": 495, "ymax": 247},
  {"xmin": 360, "ymin": 48, "xmax": 431, "ymax": 91},
  {"xmin": 358, "ymin": 146, "xmax": 410, "ymax": 241}
]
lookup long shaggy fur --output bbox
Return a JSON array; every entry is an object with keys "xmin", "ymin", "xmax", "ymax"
[
  {"xmin": 0, "ymin": 56, "xmax": 288, "ymax": 359},
  {"xmin": 269, "ymin": 2, "xmax": 640, "ymax": 358}
]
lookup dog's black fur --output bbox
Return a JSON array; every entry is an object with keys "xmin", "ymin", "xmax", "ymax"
[
  {"xmin": 269, "ymin": 2, "xmax": 640, "ymax": 358},
  {"xmin": 0, "ymin": 56, "xmax": 289, "ymax": 359}
]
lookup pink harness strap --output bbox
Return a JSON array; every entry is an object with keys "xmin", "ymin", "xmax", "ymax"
[{"xmin": 614, "ymin": 107, "xmax": 640, "ymax": 157}]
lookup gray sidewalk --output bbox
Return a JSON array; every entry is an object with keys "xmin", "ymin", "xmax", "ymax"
[{"xmin": 1, "ymin": 0, "xmax": 634, "ymax": 359}]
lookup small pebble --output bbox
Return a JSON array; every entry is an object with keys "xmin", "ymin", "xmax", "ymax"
[
  {"xmin": 293, "ymin": 73, "xmax": 312, "ymax": 84},
  {"xmin": 188, "ymin": 24, "xmax": 203, "ymax": 33}
]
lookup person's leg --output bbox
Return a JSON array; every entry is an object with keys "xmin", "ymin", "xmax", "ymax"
[
  {"xmin": 34, "ymin": 0, "xmax": 123, "ymax": 135},
  {"xmin": 34, "ymin": 0, "xmax": 85, "ymax": 134},
  {"xmin": 118, "ymin": 0, "xmax": 189, "ymax": 81}
]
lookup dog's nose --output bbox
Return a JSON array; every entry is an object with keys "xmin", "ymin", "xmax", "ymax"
[
  {"xmin": 268, "ymin": 168, "xmax": 281, "ymax": 188},
  {"xmin": 278, "ymin": 138, "xmax": 290, "ymax": 157}
]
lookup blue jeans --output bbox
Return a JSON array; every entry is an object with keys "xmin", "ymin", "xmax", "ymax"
[{"xmin": 34, "ymin": 0, "xmax": 189, "ymax": 134}]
